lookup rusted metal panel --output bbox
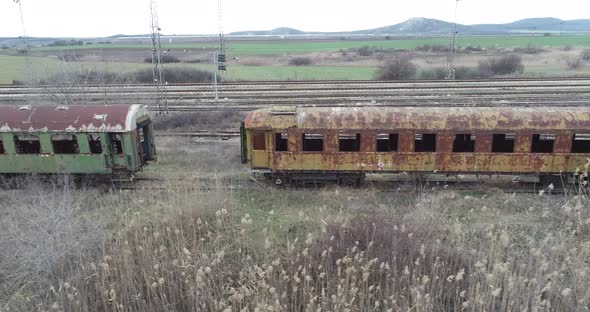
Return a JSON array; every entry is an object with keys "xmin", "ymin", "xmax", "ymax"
[
  {"xmin": 361, "ymin": 132, "xmax": 375, "ymax": 152},
  {"xmin": 554, "ymin": 132, "xmax": 573, "ymax": 153},
  {"xmin": 270, "ymin": 151, "xmax": 587, "ymax": 174},
  {"xmin": 246, "ymin": 107, "xmax": 590, "ymax": 132},
  {"xmin": 0, "ymin": 104, "xmax": 146, "ymax": 133},
  {"xmin": 475, "ymin": 133, "xmax": 492, "ymax": 153},
  {"xmin": 437, "ymin": 133, "xmax": 454, "ymax": 153},
  {"xmin": 398, "ymin": 131, "xmax": 414, "ymax": 153},
  {"xmin": 515, "ymin": 134, "xmax": 532, "ymax": 153}
]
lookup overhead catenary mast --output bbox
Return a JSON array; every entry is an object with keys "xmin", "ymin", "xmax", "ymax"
[
  {"xmin": 13, "ymin": 0, "xmax": 32, "ymax": 83},
  {"xmin": 446, "ymin": 0, "xmax": 460, "ymax": 80},
  {"xmin": 149, "ymin": 0, "xmax": 168, "ymax": 114}
]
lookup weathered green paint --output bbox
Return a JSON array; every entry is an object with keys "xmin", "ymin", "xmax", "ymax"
[{"xmin": 0, "ymin": 131, "xmax": 142, "ymax": 174}]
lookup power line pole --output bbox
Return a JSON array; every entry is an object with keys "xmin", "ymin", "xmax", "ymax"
[
  {"xmin": 446, "ymin": 0, "xmax": 460, "ymax": 80},
  {"xmin": 14, "ymin": 0, "xmax": 32, "ymax": 84},
  {"xmin": 149, "ymin": 0, "xmax": 168, "ymax": 115}
]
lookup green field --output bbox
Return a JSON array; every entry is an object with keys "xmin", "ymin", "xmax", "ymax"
[
  {"xmin": 30, "ymin": 35, "xmax": 590, "ymax": 55},
  {"xmin": 0, "ymin": 55, "xmax": 376, "ymax": 83}
]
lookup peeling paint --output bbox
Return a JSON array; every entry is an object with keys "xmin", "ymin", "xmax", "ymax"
[{"xmin": 0, "ymin": 105, "xmax": 147, "ymax": 133}]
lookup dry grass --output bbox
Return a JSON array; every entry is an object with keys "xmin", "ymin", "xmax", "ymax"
[
  {"xmin": 2, "ymin": 175, "xmax": 589, "ymax": 311},
  {"xmin": 2, "ymin": 141, "xmax": 590, "ymax": 311}
]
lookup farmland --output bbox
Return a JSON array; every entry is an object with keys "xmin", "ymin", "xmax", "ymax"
[{"xmin": 1, "ymin": 35, "xmax": 590, "ymax": 84}]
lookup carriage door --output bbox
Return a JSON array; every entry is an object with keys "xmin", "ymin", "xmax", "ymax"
[
  {"xmin": 251, "ymin": 131, "xmax": 270, "ymax": 168},
  {"xmin": 137, "ymin": 121, "xmax": 155, "ymax": 161}
]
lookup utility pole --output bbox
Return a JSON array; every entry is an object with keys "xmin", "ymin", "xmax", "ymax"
[
  {"xmin": 149, "ymin": 0, "xmax": 168, "ymax": 114},
  {"xmin": 14, "ymin": 0, "xmax": 32, "ymax": 84},
  {"xmin": 446, "ymin": 0, "xmax": 460, "ymax": 80}
]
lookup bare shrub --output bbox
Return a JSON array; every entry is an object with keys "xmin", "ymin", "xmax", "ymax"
[
  {"xmin": 478, "ymin": 54, "xmax": 524, "ymax": 76},
  {"xmin": 513, "ymin": 44, "xmax": 544, "ymax": 54},
  {"xmin": 38, "ymin": 70, "xmax": 129, "ymax": 85},
  {"xmin": 580, "ymin": 49, "xmax": 590, "ymax": 61},
  {"xmin": 415, "ymin": 44, "xmax": 448, "ymax": 53},
  {"xmin": 0, "ymin": 177, "xmax": 107, "ymax": 301},
  {"xmin": 376, "ymin": 54, "xmax": 417, "ymax": 80},
  {"xmin": 420, "ymin": 66, "xmax": 489, "ymax": 80},
  {"xmin": 419, "ymin": 67, "xmax": 447, "ymax": 79},
  {"xmin": 566, "ymin": 57, "xmax": 583, "ymax": 70},
  {"xmin": 562, "ymin": 45, "xmax": 573, "ymax": 51},
  {"xmin": 357, "ymin": 45, "xmax": 374, "ymax": 56},
  {"xmin": 132, "ymin": 68, "xmax": 211, "ymax": 83},
  {"xmin": 143, "ymin": 54, "xmax": 180, "ymax": 63},
  {"xmin": 153, "ymin": 111, "xmax": 246, "ymax": 130},
  {"xmin": 288, "ymin": 56, "xmax": 313, "ymax": 66}
]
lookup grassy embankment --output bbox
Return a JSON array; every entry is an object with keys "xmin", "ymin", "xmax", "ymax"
[{"xmin": 1, "ymin": 138, "xmax": 590, "ymax": 311}]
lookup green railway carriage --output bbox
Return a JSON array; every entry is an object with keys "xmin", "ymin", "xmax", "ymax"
[{"xmin": 0, "ymin": 104, "xmax": 156, "ymax": 177}]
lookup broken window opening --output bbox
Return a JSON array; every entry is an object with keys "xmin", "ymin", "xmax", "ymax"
[
  {"xmin": 138, "ymin": 127, "xmax": 145, "ymax": 143},
  {"xmin": 492, "ymin": 133, "xmax": 515, "ymax": 153},
  {"xmin": 0, "ymin": 139, "xmax": 4, "ymax": 154},
  {"xmin": 52, "ymin": 134, "xmax": 79, "ymax": 154},
  {"xmin": 414, "ymin": 133, "xmax": 437, "ymax": 152},
  {"xmin": 110, "ymin": 134, "xmax": 123, "ymax": 155},
  {"xmin": 275, "ymin": 133, "xmax": 288, "ymax": 151},
  {"xmin": 571, "ymin": 134, "xmax": 590, "ymax": 153},
  {"xmin": 339, "ymin": 133, "xmax": 361, "ymax": 152},
  {"xmin": 88, "ymin": 134, "xmax": 103, "ymax": 154},
  {"xmin": 453, "ymin": 134, "xmax": 476, "ymax": 153},
  {"xmin": 302, "ymin": 133, "xmax": 323, "ymax": 152},
  {"xmin": 376, "ymin": 133, "xmax": 398, "ymax": 152},
  {"xmin": 14, "ymin": 134, "xmax": 41, "ymax": 154},
  {"xmin": 252, "ymin": 132, "xmax": 266, "ymax": 151},
  {"xmin": 531, "ymin": 134, "xmax": 555, "ymax": 153}
]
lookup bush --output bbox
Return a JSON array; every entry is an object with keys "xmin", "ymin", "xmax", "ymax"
[
  {"xmin": 288, "ymin": 57, "xmax": 313, "ymax": 66},
  {"xmin": 581, "ymin": 49, "xmax": 590, "ymax": 61},
  {"xmin": 357, "ymin": 46, "xmax": 374, "ymax": 56},
  {"xmin": 419, "ymin": 66, "xmax": 490, "ymax": 80},
  {"xmin": 153, "ymin": 111, "xmax": 246, "ymax": 130},
  {"xmin": 478, "ymin": 54, "xmax": 524, "ymax": 76},
  {"xmin": 513, "ymin": 44, "xmax": 544, "ymax": 54},
  {"xmin": 419, "ymin": 67, "xmax": 447, "ymax": 79},
  {"xmin": 415, "ymin": 44, "xmax": 448, "ymax": 53},
  {"xmin": 143, "ymin": 54, "xmax": 181, "ymax": 63},
  {"xmin": 132, "ymin": 68, "xmax": 212, "ymax": 83},
  {"xmin": 566, "ymin": 57, "xmax": 583, "ymax": 70},
  {"xmin": 376, "ymin": 54, "xmax": 417, "ymax": 80}
]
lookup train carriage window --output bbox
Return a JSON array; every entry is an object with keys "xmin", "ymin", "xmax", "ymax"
[
  {"xmin": 51, "ymin": 134, "xmax": 79, "ymax": 154},
  {"xmin": 376, "ymin": 133, "xmax": 398, "ymax": 152},
  {"xmin": 339, "ymin": 133, "xmax": 361, "ymax": 152},
  {"xmin": 571, "ymin": 134, "xmax": 590, "ymax": 153},
  {"xmin": 275, "ymin": 133, "xmax": 288, "ymax": 151},
  {"xmin": 414, "ymin": 133, "xmax": 437, "ymax": 152},
  {"xmin": 453, "ymin": 134, "xmax": 476, "ymax": 153},
  {"xmin": 110, "ymin": 134, "xmax": 123, "ymax": 155},
  {"xmin": 492, "ymin": 133, "xmax": 515, "ymax": 153},
  {"xmin": 0, "ymin": 139, "xmax": 4, "ymax": 154},
  {"xmin": 14, "ymin": 134, "xmax": 41, "ymax": 154},
  {"xmin": 531, "ymin": 134, "xmax": 555, "ymax": 153},
  {"xmin": 88, "ymin": 134, "xmax": 103, "ymax": 154},
  {"xmin": 302, "ymin": 133, "xmax": 324, "ymax": 152},
  {"xmin": 252, "ymin": 132, "xmax": 266, "ymax": 150}
]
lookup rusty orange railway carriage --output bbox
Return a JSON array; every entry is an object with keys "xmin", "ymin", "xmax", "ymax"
[{"xmin": 241, "ymin": 106, "xmax": 590, "ymax": 185}]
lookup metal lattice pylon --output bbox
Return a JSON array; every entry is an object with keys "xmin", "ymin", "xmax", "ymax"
[{"xmin": 149, "ymin": 0, "xmax": 168, "ymax": 114}]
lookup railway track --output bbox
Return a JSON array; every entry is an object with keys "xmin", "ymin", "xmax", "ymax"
[
  {"xmin": 121, "ymin": 174, "xmax": 572, "ymax": 195},
  {"xmin": 2, "ymin": 78, "xmax": 590, "ymax": 111}
]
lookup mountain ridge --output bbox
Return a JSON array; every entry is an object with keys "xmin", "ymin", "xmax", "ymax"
[{"xmin": 229, "ymin": 17, "xmax": 590, "ymax": 36}]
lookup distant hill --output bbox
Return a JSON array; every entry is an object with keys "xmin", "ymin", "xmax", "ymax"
[{"xmin": 228, "ymin": 17, "xmax": 590, "ymax": 36}]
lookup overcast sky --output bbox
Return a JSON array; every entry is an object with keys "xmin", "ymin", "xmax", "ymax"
[{"xmin": 0, "ymin": 0, "xmax": 588, "ymax": 37}]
